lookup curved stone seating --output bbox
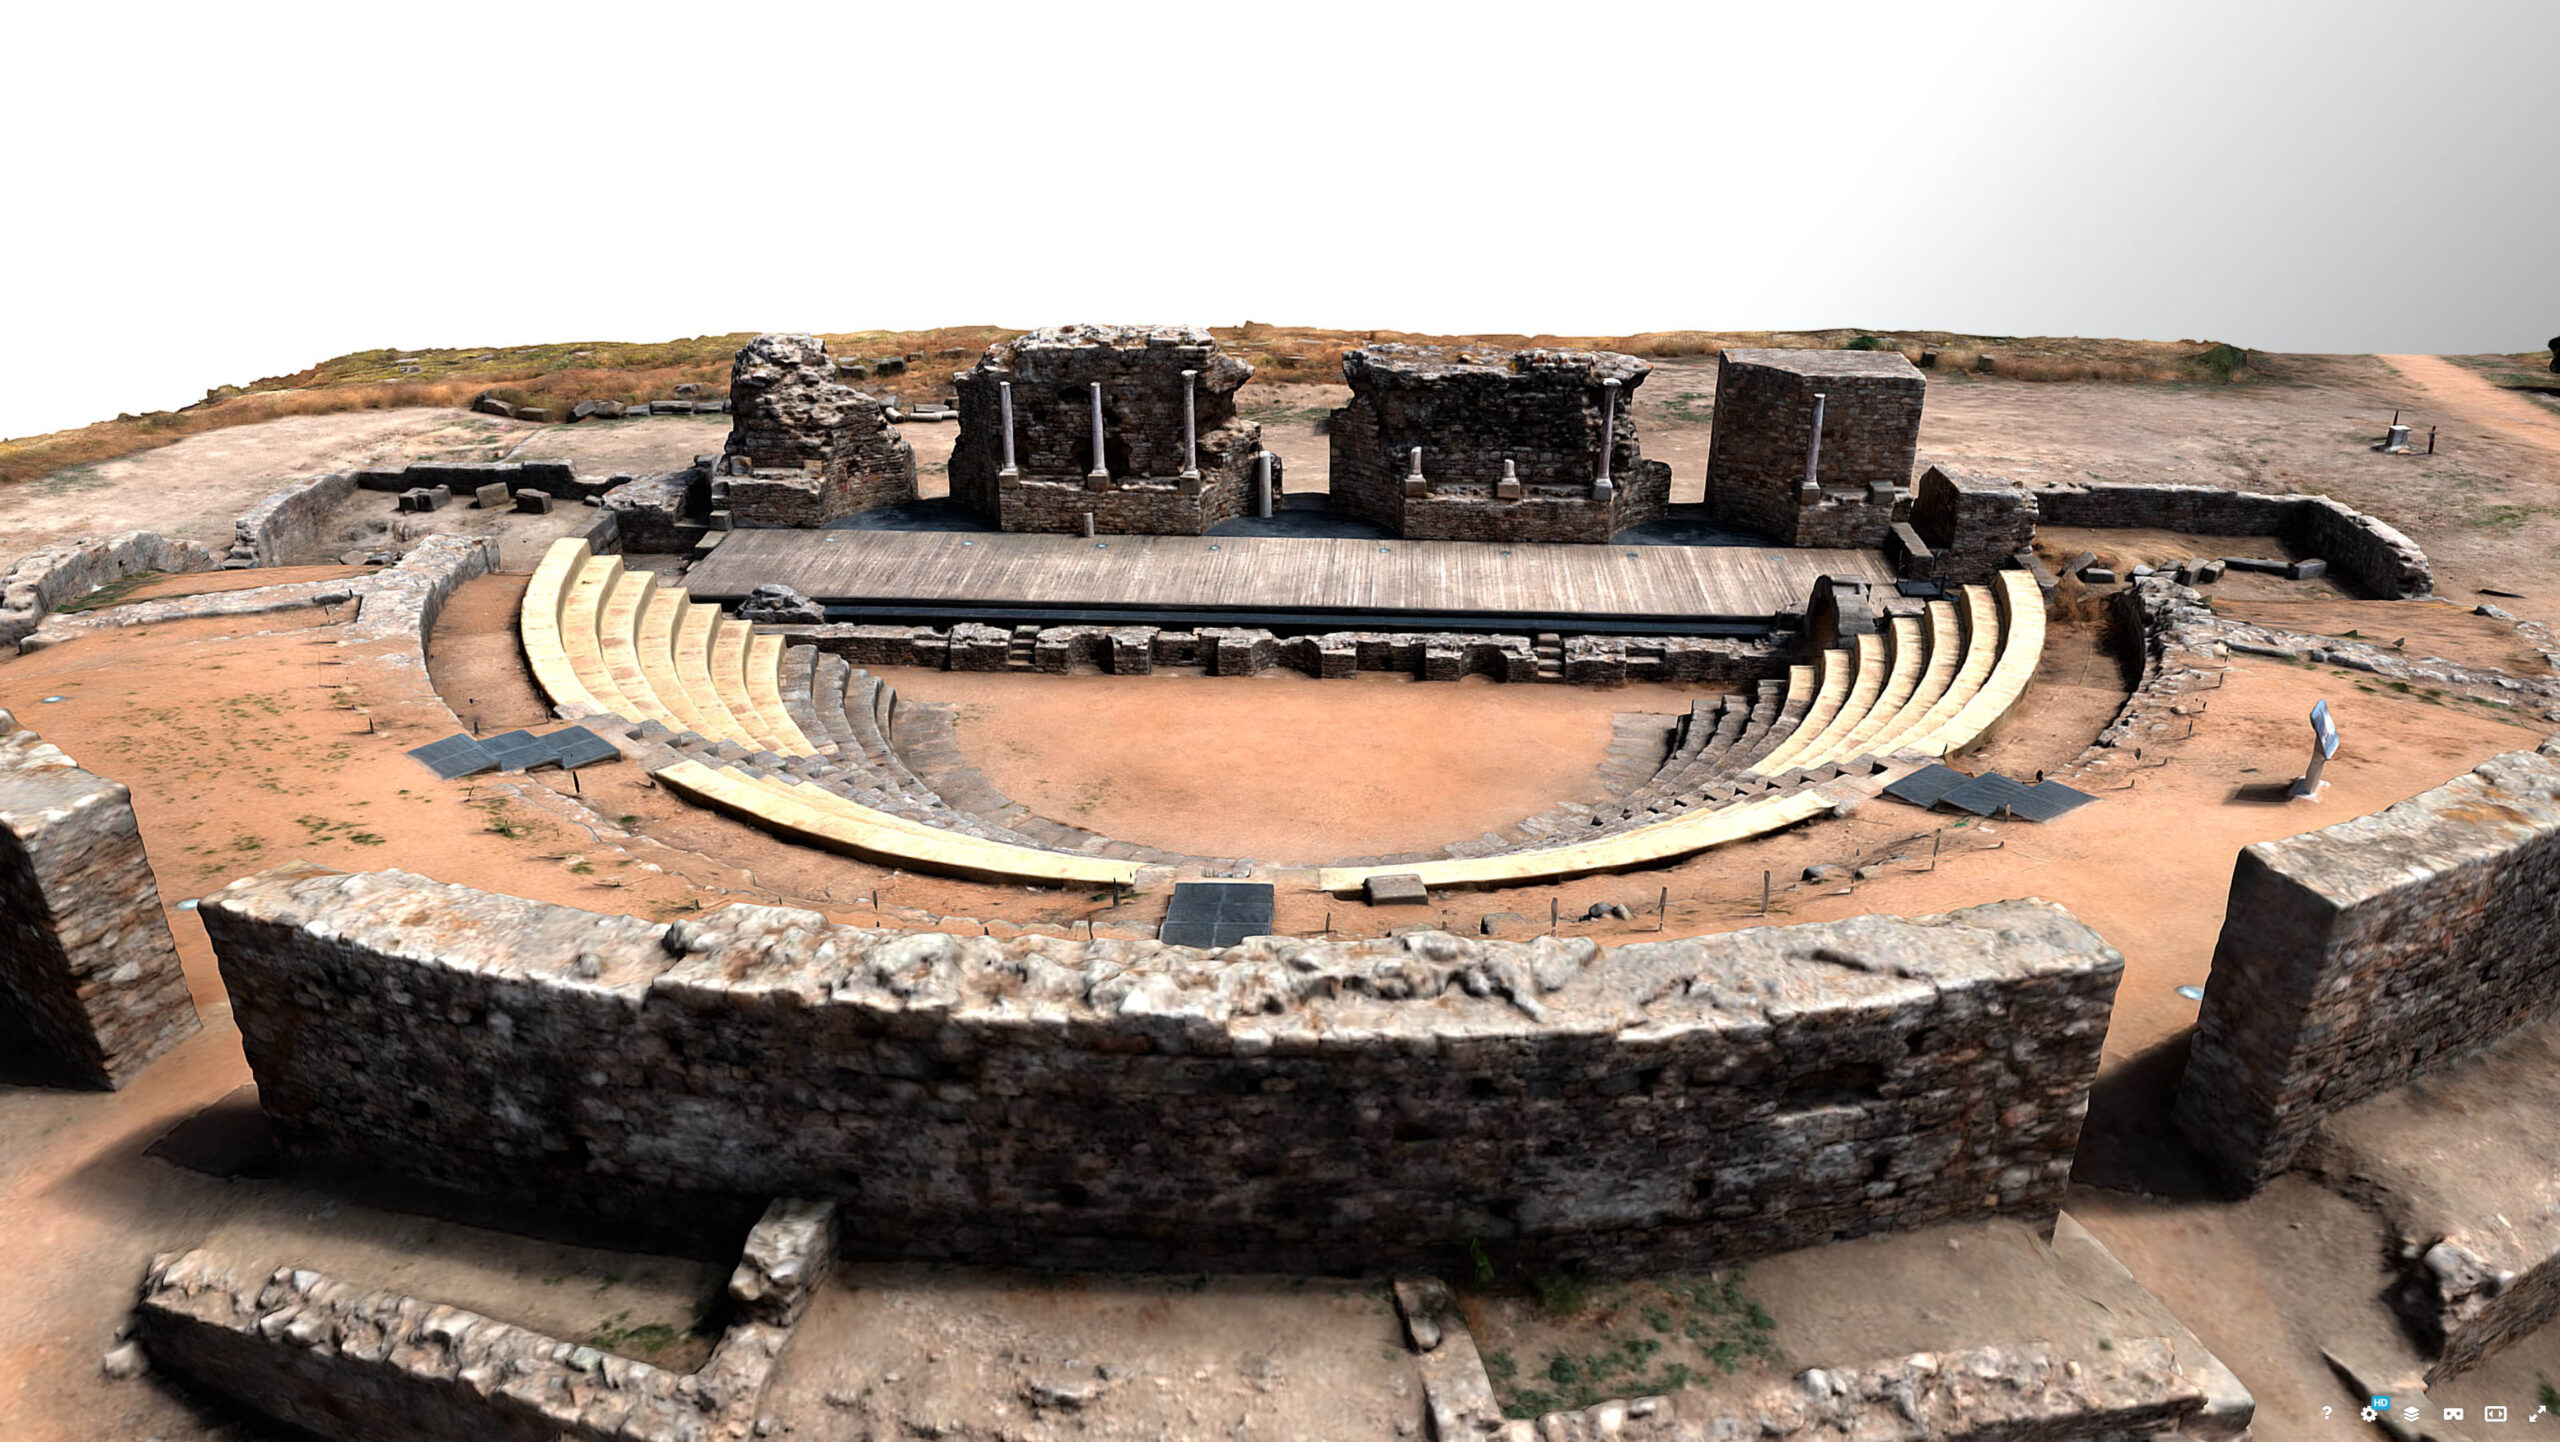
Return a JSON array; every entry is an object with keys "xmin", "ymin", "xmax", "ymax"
[
  {"xmin": 1382, "ymin": 569, "xmax": 2049, "ymax": 886},
  {"xmin": 654, "ymin": 758, "xmax": 1142, "ymax": 888}
]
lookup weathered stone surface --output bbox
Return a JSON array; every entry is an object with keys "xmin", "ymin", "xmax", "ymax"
[
  {"xmin": 736, "ymin": 583, "xmax": 825, "ymax": 625},
  {"xmin": 1905, "ymin": 464, "xmax": 2039, "ymax": 585},
  {"xmin": 1706, "ymin": 349, "xmax": 1925, "ymax": 547},
  {"xmin": 1363, "ymin": 872, "xmax": 1429, "ymax": 905},
  {"xmin": 203, "ymin": 867, "xmax": 2121, "ymax": 1274},
  {"xmin": 134, "ymin": 1204, "xmax": 819, "ymax": 1442},
  {"xmin": 722, "ymin": 334, "xmax": 916, "ymax": 526},
  {"xmin": 2031, "ymin": 481, "xmax": 2430, "ymax": 599},
  {"xmin": 228, "ymin": 469, "xmax": 357, "ymax": 567},
  {"xmin": 0, "ymin": 711, "xmax": 197, "ymax": 1087},
  {"xmin": 0, "ymin": 529, "xmax": 219, "ymax": 652},
  {"xmin": 948, "ymin": 324, "xmax": 1265, "ymax": 535},
  {"xmin": 1328, "ymin": 345, "xmax": 1671, "ymax": 542},
  {"xmin": 2176, "ymin": 737, "xmax": 2560, "ymax": 1187}
]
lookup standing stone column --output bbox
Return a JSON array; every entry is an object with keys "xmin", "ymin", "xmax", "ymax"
[
  {"xmin": 1086, "ymin": 382, "xmax": 1110, "ymax": 490},
  {"xmin": 1595, "ymin": 377, "xmax": 1621, "ymax": 500},
  {"xmin": 1256, "ymin": 452, "xmax": 1274, "ymax": 518},
  {"xmin": 997, "ymin": 380, "xmax": 1020, "ymax": 485},
  {"xmin": 1180, "ymin": 369, "xmax": 1201, "ymax": 480},
  {"xmin": 1404, "ymin": 446, "xmax": 1427, "ymax": 496},
  {"xmin": 1801, "ymin": 391, "xmax": 1828, "ymax": 501}
]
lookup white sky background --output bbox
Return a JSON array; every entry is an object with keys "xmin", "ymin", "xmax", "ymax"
[{"xmin": 2, "ymin": 0, "xmax": 2552, "ymax": 440}]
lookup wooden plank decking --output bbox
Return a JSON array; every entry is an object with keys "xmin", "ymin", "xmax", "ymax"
[{"xmin": 683, "ymin": 530, "xmax": 1894, "ymax": 621}]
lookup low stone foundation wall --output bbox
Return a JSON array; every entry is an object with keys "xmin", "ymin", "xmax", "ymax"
[
  {"xmin": 0, "ymin": 529, "xmax": 219, "ymax": 652},
  {"xmin": 2175, "ymin": 738, "xmax": 2560, "ymax": 1187},
  {"xmin": 206, "ymin": 865, "xmax": 2120, "ymax": 1274},
  {"xmin": 602, "ymin": 468, "xmax": 707, "ymax": 553},
  {"xmin": 778, "ymin": 622, "xmax": 1788, "ymax": 686},
  {"xmin": 2032, "ymin": 481, "xmax": 2431, "ymax": 599},
  {"xmin": 355, "ymin": 461, "xmax": 613, "ymax": 502},
  {"xmin": 0, "ymin": 711, "xmax": 197, "ymax": 1087},
  {"xmin": 134, "ymin": 1198, "xmax": 833, "ymax": 1442},
  {"xmin": 227, "ymin": 469, "xmax": 360, "ymax": 567}
]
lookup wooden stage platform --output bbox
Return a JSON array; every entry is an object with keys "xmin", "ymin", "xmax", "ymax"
[{"xmin": 683, "ymin": 529, "xmax": 1896, "ymax": 628}]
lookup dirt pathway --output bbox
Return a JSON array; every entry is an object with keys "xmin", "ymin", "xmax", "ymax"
[{"xmin": 2381, "ymin": 354, "xmax": 2560, "ymax": 451}]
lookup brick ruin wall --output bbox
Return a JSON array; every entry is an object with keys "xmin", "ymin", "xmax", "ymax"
[
  {"xmin": 947, "ymin": 325, "xmax": 1262, "ymax": 535},
  {"xmin": 1903, "ymin": 465, "xmax": 2040, "ymax": 585},
  {"xmin": 2031, "ymin": 481, "xmax": 2432, "ymax": 598},
  {"xmin": 0, "ymin": 711, "xmax": 197, "ymax": 1087},
  {"xmin": 205, "ymin": 865, "xmax": 2120, "ymax": 1275},
  {"xmin": 2174, "ymin": 738, "xmax": 2560, "ymax": 1187},
  {"xmin": 1705, "ymin": 350, "xmax": 1925, "ymax": 548},
  {"xmin": 1328, "ymin": 345, "xmax": 1671, "ymax": 543},
  {"xmin": 0, "ymin": 530, "xmax": 219, "ymax": 653},
  {"xmin": 774, "ymin": 621, "xmax": 1790, "ymax": 687},
  {"xmin": 720, "ymin": 333, "xmax": 917, "ymax": 527}
]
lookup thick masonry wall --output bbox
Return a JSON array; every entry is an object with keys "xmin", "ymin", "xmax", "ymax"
[
  {"xmin": 1328, "ymin": 345, "xmax": 1671, "ymax": 542},
  {"xmin": 2174, "ymin": 738, "xmax": 2560, "ymax": 1187},
  {"xmin": 205, "ymin": 866, "xmax": 2121, "ymax": 1274},
  {"xmin": 1905, "ymin": 465, "xmax": 2039, "ymax": 586},
  {"xmin": 228, "ymin": 469, "xmax": 359, "ymax": 567},
  {"xmin": 2031, "ymin": 482, "xmax": 2431, "ymax": 599},
  {"xmin": 948, "ymin": 325, "xmax": 1261, "ymax": 535},
  {"xmin": 0, "ymin": 711, "xmax": 197, "ymax": 1087},
  {"xmin": 1705, "ymin": 350, "xmax": 1925, "ymax": 547},
  {"xmin": 721, "ymin": 334, "xmax": 917, "ymax": 526}
]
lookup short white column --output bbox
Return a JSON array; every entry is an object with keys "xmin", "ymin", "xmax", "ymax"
[
  {"xmin": 1801, "ymin": 391, "xmax": 1828, "ymax": 500},
  {"xmin": 1256, "ymin": 452, "xmax": 1273, "ymax": 518},
  {"xmin": 1497, "ymin": 458, "xmax": 1522, "ymax": 500},
  {"xmin": 997, "ymin": 380, "xmax": 1019, "ymax": 484},
  {"xmin": 1404, "ymin": 445, "xmax": 1426, "ymax": 496},
  {"xmin": 1595, "ymin": 377, "xmax": 1621, "ymax": 500},
  {"xmin": 1087, "ymin": 382, "xmax": 1110, "ymax": 489},
  {"xmin": 1180, "ymin": 369, "xmax": 1200, "ymax": 480}
]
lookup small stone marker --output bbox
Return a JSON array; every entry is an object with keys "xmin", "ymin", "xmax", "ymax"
[
  {"xmin": 2291, "ymin": 698, "xmax": 2339, "ymax": 799},
  {"xmin": 472, "ymin": 481, "xmax": 512, "ymax": 509},
  {"xmin": 1364, "ymin": 873, "xmax": 1429, "ymax": 906}
]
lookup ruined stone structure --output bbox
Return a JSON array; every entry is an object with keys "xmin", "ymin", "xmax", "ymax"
[
  {"xmin": 204, "ymin": 864, "xmax": 2119, "ymax": 1275},
  {"xmin": 719, "ymin": 334, "xmax": 916, "ymax": 527},
  {"xmin": 0, "ymin": 529, "xmax": 218, "ymax": 653},
  {"xmin": 1897, "ymin": 464, "xmax": 2040, "ymax": 585},
  {"xmin": 0, "ymin": 711, "xmax": 197, "ymax": 1087},
  {"xmin": 2174, "ymin": 738, "xmax": 2560, "ymax": 1187},
  {"xmin": 2031, "ymin": 481, "xmax": 2432, "ymax": 599},
  {"xmin": 136, "ymin": 1198, "xmax": 835, "ymax": 1442},
  {"xmin": 1327, "ymin": 345, "xmax": 1672, "ymax": 542},
  {"xmin": 947, "ymin": 325, "xmax": 1265, "ymax": 535},
  {"xmin": 1705, "ymin": 350, "xmax": 1926, "ymax": 547}
]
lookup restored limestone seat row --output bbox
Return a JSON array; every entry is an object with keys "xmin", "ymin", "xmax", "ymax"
[
  {"xmin": 524, "ymin": 539, "xmax": 1141, "ymax": 888},
  {"xmin": 1330, "ymin": 569, "xmax": 2046, "ymax": 893}
]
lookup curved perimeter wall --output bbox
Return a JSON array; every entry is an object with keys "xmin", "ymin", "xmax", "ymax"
[
  {"xmin": 2032, "ymin": 482, "xmax": 2431, "ymax": 599},
  {"xmin": 204, "ymin": 864, "xmax": 2122, "ymax": 1275}
]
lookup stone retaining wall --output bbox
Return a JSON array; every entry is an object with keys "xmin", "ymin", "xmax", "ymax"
[
  {"xmin": 2032, "ymin": 482, "xmax": 2432, "ymax": 599},
  {"xmin": 133, "ymin": 1198, "xmax": 833, "ymax": 1442},
  {"xmin": 355, "ymin": 461, "xmax": 611, "ymax": 501},
  {"xmin": 1905, "ymin": 464, "xmax": 2039, "ymax": 585},
  {"xmin": 2174, "ymin": 738, "xmax": 2560, "ymax": 1186},
  {"xmin": 0, "ymin": 710, "xmax": 197, "ymax": 1087},
  {"xmin": 227, "ymin": 469, "xmax": 359, "ymax": 567},
  {"xmin": 0, "ymin": 529, "xmax": 219, "ymax": 653},
  {"xmin": 205, "ymin": 866, "xmax": 2121, "ymax": 1274},
  {"xmin": 778, "ymin": 622, "xmax": 1788, "ymax": 687}
]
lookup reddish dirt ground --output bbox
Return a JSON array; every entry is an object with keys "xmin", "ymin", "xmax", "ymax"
[{"xmin": 9, "ymin": 352, "xmax": 2560, "ymax": 1439}]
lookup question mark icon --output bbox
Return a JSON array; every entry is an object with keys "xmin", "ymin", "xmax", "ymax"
[{"xmin": 2325, "ymin": 1406, "xmax": 2334, "ymax": 1420}]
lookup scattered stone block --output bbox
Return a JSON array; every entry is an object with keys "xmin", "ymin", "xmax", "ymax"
[
  {"xmin": 2080, "ymin": 566, "xmax": 2118, "ymax": 585},
  {"xmin": 513, "ymin": 490, "xmax": 553, "ymax": 515},
  {"xmin": 1364, "ymin": 872, "xmax": 1429, "ymax": 906},
  {"xmin": 2289, "ymin": 558, "xmax": 2330, "ymax": 580},
  {"xmin": 1478, "ymin": 911, "xmax": 1530, "ymax": 937},
  {"xmin": 471, "ymin": 482, "xmax": 511, "ymax": 509}
]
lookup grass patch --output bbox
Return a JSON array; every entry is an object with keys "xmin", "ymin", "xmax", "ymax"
[
  {"xmin": 1473, "ymin": 1269, "xmax": 1780, "ymax": 1420},
  {"xmin": 55, "ymin": 571, "xmax": 166, "ymax": 613}
]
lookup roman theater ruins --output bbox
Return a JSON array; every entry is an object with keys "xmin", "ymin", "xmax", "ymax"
[{"xmin": 6, "ymin": 324, "xmax": 2560, "ymax": 1442}]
